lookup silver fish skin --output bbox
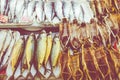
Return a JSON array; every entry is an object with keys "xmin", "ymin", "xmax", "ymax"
[
  {"xmin": 36, "ymin": 30, "xmax": 47, "ymax": 70},
  {"xmin": 19, "ymin": 6, "xmax": 28, "ymax": 23},
  {"xmin": 9, "ymin": 0, "xmax": 18, "ymax": 20},
  {"xmin": 44, "ymin": 1, "xmax": 53, "ymax": 22},
  {"xmin": 27, "ymin": 1, "xmax": 36, "ymax": 21},
  {"xmin": 80, "ymin": 1, "xmax": 94, "ymax": 22},
  {"xmin": 13, "ymin": 31, "xmax": 21, "ymax": 42},
  {"xmin": 0, "ymin": 30, "xmax": 8, "ymax": 52},
  {"xmin": 72, "ymin": 1, "xmax": 81, "ymax": 20},
  {"xmin": 24, "ymin": 33, "xmax": 35, "ymax": 71},
  {"xmin": 36, "ymin": 0, "xmax": 44, "ymax": 23},
  {"xmin": 62, "ymin": 1, "xmax": 72, "ymax": 19},
  {"xmin": 0, "ymin": 30, "xmax": 12, "ymax": 63},
  {"xmin": 0, "ymin": 0, "xmax": 7, "ymax": 14},
  {"xmin": 54, "ymin": 0, "xmax": 63, "ymax": 20},
  {"xmin": 51, "ymin": 36, "xmax": 61, "ymax": 67},
  {"xmin": 0, "ymin": 35, "xmax": 14, "ymax": 68},
  {"xmin": 69, "ymin": 4, "xmax": 74, "ymax": 22},
  {"xmin": 15, "ymin": 0, "xmax": 25, "ymax": 22}
]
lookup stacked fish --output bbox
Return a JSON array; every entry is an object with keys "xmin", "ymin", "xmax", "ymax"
[
  {"xmin": 0, "ymin": 0, "xmax": 93, "ymax": 24},
  {"xmin": 0, "ymin": 0, "xmax": 120, "ymax": 24},
  {"xmin": 60, "ymin": 42, "xmax": 120, "ymax": 80},
  {"xmin": 5, "ymin": 30, "xmax": 62, "ymax": 80},
  {"xmin": 0, "ymin": 29, "xmax": 20, "ymax": 72},
  {"xmin": 59, "ymin": 13, "xmax": 120, "ymax": 51},
  {"xmin": 0, "ymin": 28, "xmax": 119, "ymax": 80},
  {"xmin": 58, "ymin": 14, "xmax": 120, "ymax": 79}
]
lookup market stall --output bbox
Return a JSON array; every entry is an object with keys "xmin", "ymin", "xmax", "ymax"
[{"xmin": 0, "ymin": 0, "xmax": 120, "ymax": 80}]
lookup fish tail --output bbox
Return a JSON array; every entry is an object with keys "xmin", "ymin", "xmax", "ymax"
[{"xmin": 26, "ymin": 71, "xmax": 33, "ymax": 79}]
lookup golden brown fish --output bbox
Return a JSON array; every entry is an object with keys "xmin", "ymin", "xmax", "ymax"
[
  {"xmin": 44, "ymin": 32, "xmax": 52, "ymax": 66},
  {"xmin": 51, "ymin": 35, "xmax": 61, "ymax": 67}
]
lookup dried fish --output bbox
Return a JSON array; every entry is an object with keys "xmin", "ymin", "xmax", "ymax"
[
  {"xmin": 51, "ymin": 35, "xmax": 61, "ymax": 67},
  {"xmin": 59, "ymin": 18, "xmax": 70, "ymax": 51},
  {"xmin": 69, "ymin": 19, "xmax": 81, "ymax": 50},
  {"xmin": 94, "ymin": 46, "xmax": 111, "ymax": 79},
  {"xmin": 44, "ymin": 32, "xmax": 52, "ymax": 66},
  {"xmin": 71, "ymin": 1, "xmax": 81, "ymax": 20},
  {"xmin": 15, "ymin": 0, "xmax": 25, "ymax": 22},
  {"xmin": 0, "ymin": 0, "xmax": 7, "ymax": 14},
  {"xmin": 36, "ymin": 30, "xmax": 47, "ymax": 70},
  {"xmin": 62, "ymin": 1, "xmax": 72, "ymax": 19},
  {"xmin": 80, "ymin": 1, "xmax": 94, "ymax": 22},
  {"xmin": 9, "ymin": 0, "xmax": 18, "ymax": 21},
  {"xmin": 44, "ymin": 1, "xmax": 53, "ymax": 22},
  {"xmin": 0, "ymin": 30, "xmax": 8, "ymax": 52},
  {"xmin": 108, "ymin": 41, "xmax": 120, "ymax": 79},
  {"xmin": 36, "ymin": 0, "xmax": 44, "ymax": 23},
  {"xmin": 21, "ymin": 33, "xmax": 35, "ymax": 80},
  {"xmin": 81, "ymin": 44, "xmax": 99, "ymax": 80},
  {"xmin": 54, "ymin": 0, "xmax": 63, "ymax": 20},
  {"xmin": 0, "ymin": 30, "xmax": 12, "ymax": 65},
  {"xmin": 11, "ymin": 38, "xmax": 25, "ymax": 73}
]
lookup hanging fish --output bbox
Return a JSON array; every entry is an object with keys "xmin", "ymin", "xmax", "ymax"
[
  {"xmin": 44, "ymin": 1, "xmax": 53, "ymax": 22},
  {"xmin": 62, "ymin": 0, "xmax": 72, "ymax": 19},
  {"xmin": 52, "ymin": 51, "xmax": 62, "ymax": 78},
  {"xmin": 36, "ymin": 30, "xmax": 47, "ymax": 70},
  {"xmin": 13, "ymin": 31, "xmax": 21, "ymax": 42},
  {"xmin": 51, "ymin": 35, "xmax": 61, "ymax": 67},
  {"xmin": 71, "ymin": 1, "xmax": 81, "ymax": 20},
  {"xmin": 27, "ymin": 1, "xmax": 36, "ymax": 21},
  {"xmin": 44, "ymin": 32, "xmax": 53, "ymax": 66},
  {"xmin": 54, "ymin": 0, "xmax": 63, "ymax": 20},
  {"xmin": 10, "ymin": 37, "xmax": 25, "ymax": 74},
  {"xmin": 0, "ymin": 30, "xmax": 12, "ymax": 65},
  {"xmin": 80, "ymin": 1, "xmax": 94, "ymax": 22},
  {"xmin": 15, "ymin": 0, "xmax": 25, "ymax": 22},
  {"xmin": 9, "ymin": 0, "xmax": 18, "ymax": 21},
  {"xmin": 21, "ymin": 33, "xmax": 35, "ymax": 79},
  {"xmin": 20, "ymin": 6, "xmax": 29, "ymax": 23},
  {"xmin": 0, "ymin": 0, "xmax": 7, "ymax": 14},
  {"xmin": 36, "ymin": 0, "xmax": 44, "ymax": 23},
  {"xmin": 69, "ymin": 19, "xmax": 81, "ymax": 50},
  {"xmin": 89, "ymin": 1, "xmax": 97, "ymax": 17},
  {"xmin": 0, "ymin": 31, "xmax": 20, "ymax": 70},
  {"xmin": 0, "ymin": 30, "xmax": 8, "ymax": 52}
]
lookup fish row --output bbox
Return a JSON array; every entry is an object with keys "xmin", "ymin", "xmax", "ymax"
[
  {"xmin": 5, "ymin": 30, "xmax": 61, "ymax": 80},
  {"xmin": 0, "ymin": 29, "xmax": 20, "ymax": 71},
  {"xmin": 59, "ymin": 16, "xmax": 120, "ymax": 51},
  {"xmin": 89, "ymin": 0, "xmax": 120, "ymax": 18},
  {"xmin": 0, "ymin": 28, "xmax": 119, "ymax": 80},
  {"xmin": 6, "ymin": 31, "xmax": 120, "ymax": 80},
  {"xmin": 0, "ymin": 0, "xmax": 93, "ymax": 23},
  {"xmin": 60, "ymin": 42, "xmax": 120, "ymax": 80}
]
